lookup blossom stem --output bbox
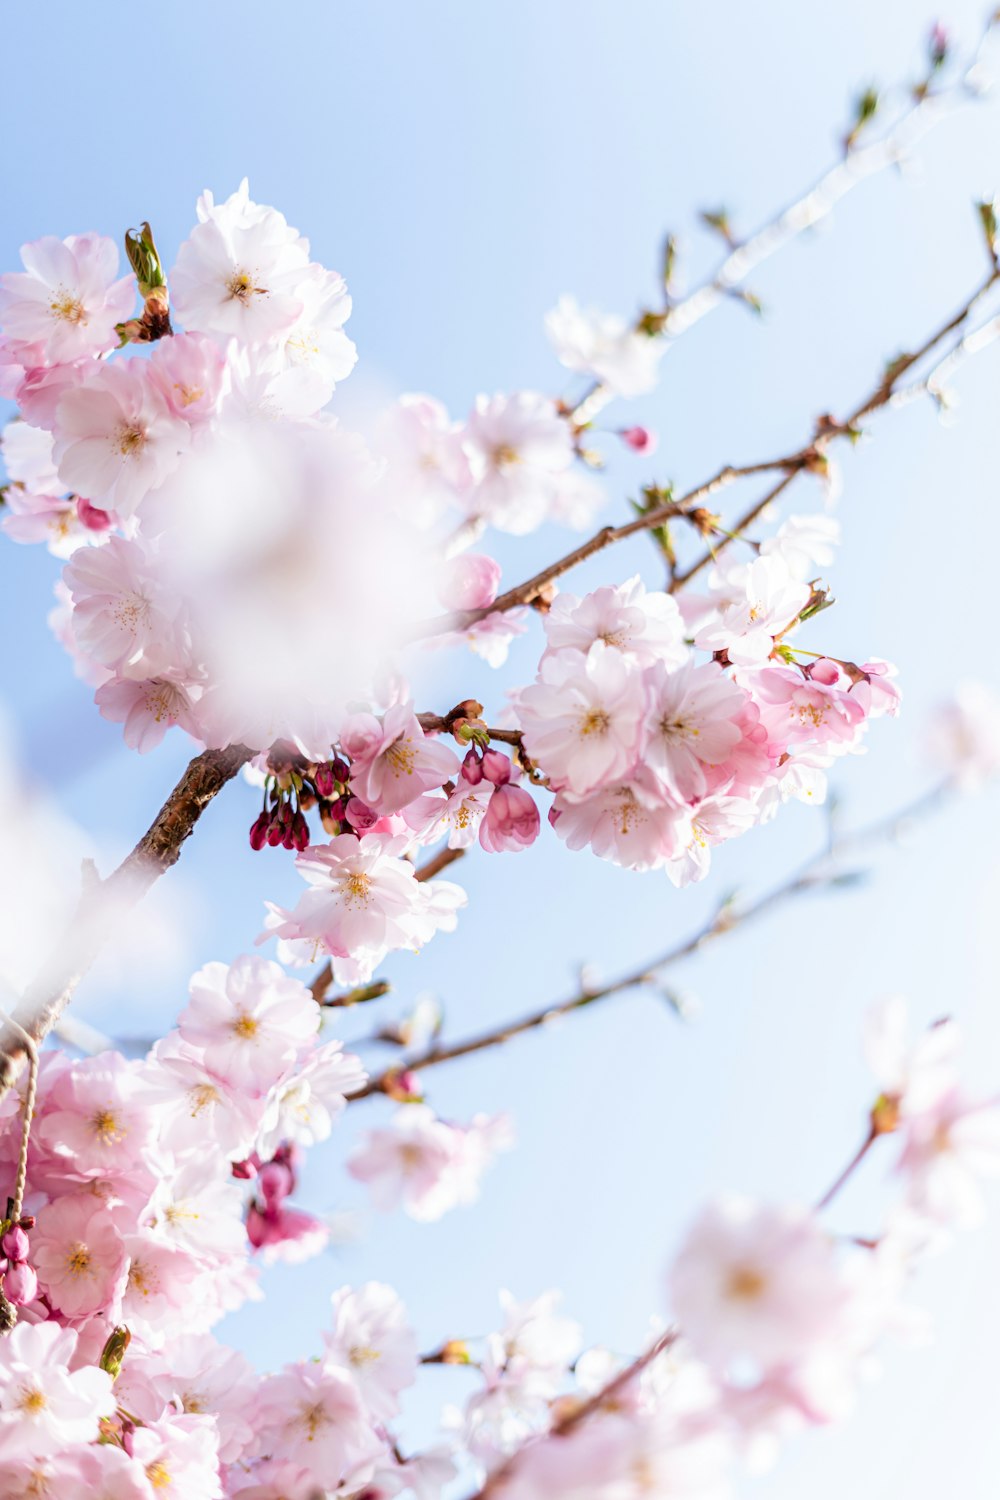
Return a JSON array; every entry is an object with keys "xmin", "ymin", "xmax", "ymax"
[{"xmin": 815, "ymin": 1127, "xmax": 878, "ymax": 1212}]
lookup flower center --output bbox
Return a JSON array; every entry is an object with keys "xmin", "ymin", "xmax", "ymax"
[
  {"xmin": 227, "ymin": 268, "xmax": 267, "ymax": 303},
  {"xmin": 492, "ymin": 443, "xmax": 520, "ymax": 468},
  {"xmin": 231, "ymin": 1012, "xmax": 259, "ymax": 1040},
  {"xmin": 91, "ymin": 1108, "xmax": 126, "ymax": 1145},
  {"xmin": 578, "ymin": 708, "xmax": 610, "ymax": 737},
  {"xmin": 50, "ymin": 291, "xmax": 86, "ymax": 324},
  {"xmin": 146, "ymin": 1461, "xmax": 172, "ymax": 1489},
  {"xmin": 116, "ymin": 423, "xmax": 147, "ymax": 458},
  {"xmin": 340, "ymin": 871, "xmax": 373, "ymax": 906},
  {"xmin": 188, "ymin": 1083, "xmax": 219, "ymax": 1116},
  {"xmin": 297, "ymin": 1400, "xmax": 332, "ymax": 1440},
  {"xmin": 18, "ymin": 1385, "xmax": 47, "ymax": 1414},
  {"xmin": 726, "ymin": 1264, "xmax": 767, "ymax": 1300},
  {"xmin": 349, "ymin": 1343, "xmax": 382, "ymax": 1366},
  {"xmin": 66, "ymin": 1241, "xmax": 92, "ymax": 1277},
  {"xmin": 385, "ymin": 736, "xmax": 417, "ymax": 775}
]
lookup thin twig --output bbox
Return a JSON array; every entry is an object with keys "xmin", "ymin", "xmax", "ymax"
[{"xmin": 349, "ymin": 781, "xmax": 952, "ymax": 1101}]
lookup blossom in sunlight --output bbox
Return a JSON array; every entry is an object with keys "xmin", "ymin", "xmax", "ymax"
[
  {"xmin": 341, "ymin": 704, "xmax": 460, "ymax": 815},
  {"xmin": 462, "ymin": 391, "xmax": 576, "ymax": 533},
  {"xmin": 668, "ymin": 1198, "xmax": 850, "ymax": 1374},
  {"xmin": 325, "ymin": 1282, "xmax": 419, "ymax": 1420},
  {"xmin": 170, "ymin": 179, "xmax": 314, "ymax": 344},
  {"xmin": 926, "ymin": 680, "xmax": 1000, "ymax": 790},
  {"xmin": 0, "ymin": 1323, "xmax": 115, "ymax": 1461},
  {"xmin": 545, "ymin": 295, "xmax": 665, "ymax": 396},
  {"xmin": 31, "ymin": 1194, "xmax": 130, "ymax": 1320},
  {"xmin": 348, "ymin": 1104, "xmax": 513, "ymax": 1221},
  {"xmin": 0, "ymin": 233, "xmax": 134, "ymax": 363},
  {"xmin": 263, "ymin": 832, "xmax": 465, "ymax": 982},
  {"xmin": 692, "ymin": 556, "xmax": 811, "ymax": 667},
  {"xmin": 178, "ymin": 955, "xmax": 319, "ymax": 1095},
  {"xmin": 516, "ymin": 642, "xmax": 648, "ymax": 796},
  {"xmin": 52, "ymin": 359, "xmax": 190, "ymax": 518}
]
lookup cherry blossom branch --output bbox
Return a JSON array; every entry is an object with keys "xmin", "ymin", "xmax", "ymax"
[
  {"xmin": 0, "ymin": 744, "xmax": 253, "ymax": 1096},
  {"xmin": 568, "ymin": 22, "xmax": 997, "ymax": 428},
  {"xmin": 471, "ymin": 1327, "xmax": 679, "ymax": 1498},
  {"xmin": 349, "ymin": 781, "xmax": 953, "ymax": 1102},
  {"xmin": 423, "ymin": 264, "xmax": 1000, "ymax": 636}
]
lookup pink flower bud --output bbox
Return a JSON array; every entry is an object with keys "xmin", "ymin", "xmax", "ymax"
[
  {"xmin": 437, "ymin": 553, "xmax": 502, "ymax": 612},
  {"xmin": 1, "ymin": 1226, "xmax": 28, "ymax": 1262},
  {"xmin": 231, "ymin": 1154, "xmax": 261, "ymax": 1181},
  {"xmin": 314, "ymin": 763, "xmax": 337, "ymax": 799},
  {"xmin": 480, "ymin": 748, "xmax": 512, "ymax": 786},
  {"xmin": 461, "ymin": 746, "xmax": 484, "ymax": 785},
  {"xmin": 75, "ymin": 495, "xmax": 115, "ymax": 531},
  {"xmin": 249, "ymin": 811, "xmax": 270, "ymax": 851},
  {"xmin": 258, "ymin": 1160, "xmax": 295, "ymax": 1208},
  {"xmin": 619, "ymin": 425, "xmax": 657, "ymax": 455},
  {"xmin": 2, "ymin": 1260, "xmax": 37, "ymax": 1306},
  {"xmin": 480, "ymin": 784, "xmax": 540, "ymax": 853},
  {"xmin": 345, "ymin": 797, "xmax": 379, "ymax": 832}
]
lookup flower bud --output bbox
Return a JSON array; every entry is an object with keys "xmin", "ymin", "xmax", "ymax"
[
  {"xmin": 619, "ymin": 425, "xmax": 658, "ymax": 455},
  {"xmin": 0, "ymin": 1226, "xmax": 28, "ymax": 1263},
  {"xmin": 249, "ymin": 811, "xmax": 270, "ymax": 851},
  {"xmin": 437, "ymin": 553, "xmax": 502, "ymax": 611},
  {"xmin": 2, "ymin": 1261, "xmax": 36, "ymax": 1306},
  {"xmin": 345, "ymin": 798, "xmax": 379, "ymax": 832},
  {"xmin": 314, "ymin": 762, "xmax": 337, "ymax": 799},
  {"xmin": 258, "ymin": 1160, "xmax": 295, "ymax": 1208},
  {"xmin": 480, "ymin": 748, "xmax": 512, "ymax": 786},
  {"xmin": 461, "ymin": 746, "xmax": 484, "ymax": 785},
  {"xmin": 76, "ymin": 496, "xmax": 114, "ymax": 531}
]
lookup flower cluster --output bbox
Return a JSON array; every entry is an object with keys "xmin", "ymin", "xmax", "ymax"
[
  {"xmin": 0, "ymin": 950, "xmax": 511, "ymax": 1496},
  {"xmin": 448, "ymin": 1001, "xmax": 1000, "ymax": 1498},
  {"xmin": 511, "ymin": 560, "xmax": 898, "ymax": 886}
]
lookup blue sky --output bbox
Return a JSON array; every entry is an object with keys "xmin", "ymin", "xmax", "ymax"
[{"xmin": 2, "ymin": 3, "xmax": 1000, "ymax": 1496}]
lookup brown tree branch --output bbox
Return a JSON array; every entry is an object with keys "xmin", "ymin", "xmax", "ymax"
[
  {"xmin": 0, "ymin": 745, "xmax": 253, "ymax": 1096},
  {"xmin": 567, "ymin": 25, "xmax": 996, "ymax": 429},
  {"xmin": 349, "ymin": 782, "xmax": 952, "ymax": 1102},
  {"xmin": 417, "ymin": 265, "xmax": 998, "ymax": 637}
]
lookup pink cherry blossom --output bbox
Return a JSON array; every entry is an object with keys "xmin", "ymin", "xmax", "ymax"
[
  {"xmin": 437, "ymin": 551, "xmax": 502, "ymax": 611},
  {"xmin": 542, "ymin": 576, "xmax": 686, "ymax": 669},
  {"xmin": 0, "ymin": 1322, "xmax": 115, "ymax": 1461},
  {"xmin": 170, "ymin": 179, "xmax": 312, "ymax": 344},
  {"xmin": 94, "ymin": 675, "xmax": 199, "ymax": 751},
  {"xmin": 254, "ymin": 1360, "xmax": 380, "ymax": 1488},
  {"xmin": 545, "ymin": 296, "xmax": 665, "ymax": 396},
  {"xmin": 693, "ymin": 556, "xmax": 811, "ymax": 667},
  {"xmin": 325, "ymin": 1281, "xmax": 418, "ymax": 1420},
  {"xmin": 341, "ymin": 704, "xmax": 460, "ymax": 815},
  {"xmin": 0, "ymin": 233, "xmax": 134, "ymax": 363},
  {"xmin": 128, "ymin": 1412, "xmax": 223, "ymax": 1500},
  {"xmin": 480, "ymin": 782, "xmax": 541, "ymax": 853},
  {"xmin": 463, "ymin": 391, "xmax": 575, "ymax": 534},
  {"xmin": 263, "ymin": 832, "xmax": 464, "ymax": 981},
  {"xmin": 62, "ymin": 534, "xmax": 184, "ymax": 678},
  {"xmin": 669, "ymin": 1198, "xmax": 850, "ymax": 1374},
  {"xmin": 643, "ymin": 659, "xmax": 750, "ymax": 800},
  {"xmin": 147, "ymin": 330, "xmax": 226, "ymax": 424},
  {"xmin": 52, "ymin": 359, "xmax": 190, "ymax": 518},
  {"xmin": 31, "ymin": 1192, "xmax": 130, "ymax": 1319},
  {"xmin": 178, "ymin": 955, "xmax": 319, "ymax": 1095},
  {"xmin": 516, "ymin": 643, "xmax": 648, "ymax": 796}
]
